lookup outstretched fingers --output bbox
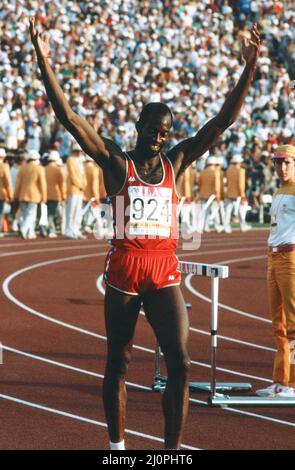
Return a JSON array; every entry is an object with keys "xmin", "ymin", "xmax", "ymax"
[
  {"xmin": 29, "ymin": 17, "xmax": 37, "ymax": 39},
  {"xmin": 250, "ymin": 24, "xmax": 261, "ymax": 48},
  {"xmin": 29, "ymin": 17, "xmax": 35, "ymax": 31}
]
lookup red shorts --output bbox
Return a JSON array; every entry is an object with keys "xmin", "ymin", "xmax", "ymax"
[{"xmin": 104, "ymin": 248, "xmax": 181, "ymax": 296}]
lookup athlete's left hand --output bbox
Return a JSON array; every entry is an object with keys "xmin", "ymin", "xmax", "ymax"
[{"xmin": 241, "ymin": 24, "xmax": 261, "ymax": 69}]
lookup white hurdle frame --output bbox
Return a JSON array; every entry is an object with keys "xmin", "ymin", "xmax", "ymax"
[{"xmin": 152, "ymin": 260, "xmax": 252, "ymax": 395}]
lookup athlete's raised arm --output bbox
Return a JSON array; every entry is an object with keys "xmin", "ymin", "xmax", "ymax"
[
  {"xmin": 169, "ymin": 24, "xmax": 261, "ymax": 176},
  {"xmin": 29, "ymin": 17, "xmax": 115, "ymax": 168}
]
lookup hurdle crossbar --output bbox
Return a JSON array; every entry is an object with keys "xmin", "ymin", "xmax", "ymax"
[{"xmin": 152, "ymin": 260, "xmax": 252, "ymax": 395}]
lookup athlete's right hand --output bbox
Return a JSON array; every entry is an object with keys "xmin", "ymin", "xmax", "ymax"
[{"xmin": 29, "ymin": 17, "xmax": 50, "ymax": 59}]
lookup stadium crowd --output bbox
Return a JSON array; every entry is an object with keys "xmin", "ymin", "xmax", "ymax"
[{"xmin": 0, "ymin": 0, "xmax": 294, "ymax": 238}]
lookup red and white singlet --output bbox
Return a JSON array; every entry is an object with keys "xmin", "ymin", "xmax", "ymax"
[{"xmin": 104, "ymin": 153, "xmax": 181, "ymax": 295}]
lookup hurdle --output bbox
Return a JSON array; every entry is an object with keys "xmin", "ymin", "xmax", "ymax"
[{"xmin": 152, "ymin": 260, "xmax": 252, "ymax": 395}]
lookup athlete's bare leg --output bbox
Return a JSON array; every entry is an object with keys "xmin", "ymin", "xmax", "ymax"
[
  {"xmin": 143, "ymin": 286, "xmax": 190, "ymax": 450},
  {"xmin": 103, "ymin": 285, "xmax": 142, "ymax": 443}
]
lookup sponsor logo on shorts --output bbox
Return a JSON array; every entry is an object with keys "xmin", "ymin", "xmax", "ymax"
[
  {"xmin": 128, "ymin": 176, "xmax": 136, "ymax": 182},
  {"xmin": 168, "ymin": 275, "xmax": 175, "ymax": 281}
]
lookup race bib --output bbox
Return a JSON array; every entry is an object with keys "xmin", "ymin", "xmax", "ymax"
[{"xmin": 128, "ymin": 186, "xmax": 172, "ymax": 237}]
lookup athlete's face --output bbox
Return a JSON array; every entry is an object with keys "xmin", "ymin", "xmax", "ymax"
[
  {"xmin": 274, "ymin": 157, "xmax": 295, "ymax": 184},
  {"xmin": 136, "ymin": 114, "xmax": 171, "ymax": 157}
]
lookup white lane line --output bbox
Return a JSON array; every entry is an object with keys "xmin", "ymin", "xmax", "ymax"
[
  {"xmin": 190, "ymin": 327, "xmax": 275, "ymax": 352},
  {"xmin": 0, "ymin": 238, "xmax": 263, "ymax": 250},
  {"xmin": 2, "ymin": 345, "xmax": 149, "ymax": 391},
  {"xmin": 0, "ymin": 239, "xmax": 108, "ymax": 249},
  {"xmin": 189, "ymin": 360, "xmax": 272, "ymax": 382},
  {"xmin": 2, "ymin": 254, "xmax": 107, "ymax": 338},
  {"xmin": 178, "ymin": 246, "xmax": 267, "ymax": 258},
  {"xmin": 0, "ymin": 243, "xmax": 106, "ymax": 258},
  {"xmin": 0, "ymin": 254, "xmax": 168, "ymax": 358},
  {"xmin": 96, "ymin": 275, "xmax": 274, "ymax": 353},
  {"xmin": 186, "ymin": 274, "xmax": 270, "ymax": 324},
  {"xmin": 188, "ymin": 233, "xmax": 267, "ymax": 244},
  {"xmin": 216, "ymin": 254, "xmax": 267, "ymax": 265},
  {"xmin": 4, "ymin": 344, "xmax": 295, "ymax": 430},
  {"xmin": 0, "ymin": 393, "xmax": 198, "ymax": 450},
  {"xmin": 199, "ymin": 239, "xmax": 266, "ymax": 245},
  {"xmin": 2, "ymin": 255, "xmax": 271, "ymax": 383},
  {"xmin": 0, "ymin": 244, "xmax": 265, "ymax": 259},
  {"xmin": 184, "ymin": 255, "xmax": 272, "ymax": 324}
]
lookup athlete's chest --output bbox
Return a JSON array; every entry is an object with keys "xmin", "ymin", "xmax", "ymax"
[{"xmin": 133, "ymin": 162, "xmax": 164, "ymax": 185}]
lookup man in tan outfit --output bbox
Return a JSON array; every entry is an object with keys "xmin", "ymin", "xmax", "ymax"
[
  {"xmin": 0, "ymin": 148, "xmax": 13, "ymax": 237},
  {"xmin": 197, "ymin": 156, "xmax": 221, "ymax": 233},
  {"xmin": 45, "ymin": 150, "xmax": 66, "ymax": 238},
  {"xmin": 65, "ymin": 142, "xmax": 87, "ymax": 239},
  {"xmin": 224, "ymin": 154, "xmax": 251, "ymax": 233},
  {"xmin": 14, "ymin": 150, "xmax": 47, "ymax": 239},
  {"xmin": 209, "ymin": 156, "xmax": 225, "ymax": 231},
  {"xmin": 177, "ymin": 163, "xmax": 198, "ymax": 234},
  {"xmin": 82, "ymin": 155, "xmax": 100, "ymax": 233}
]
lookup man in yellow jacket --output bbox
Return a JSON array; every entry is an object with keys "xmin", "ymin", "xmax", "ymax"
[
  {"xmin": 197, "ymin": 156, "xmax": 221, "ymax": 233},
  {"xmin": 65, "ymin": 142, "xmax": 87, "ymax": 239},
  {"xmin": 45, "ymin": 150, "xmax": 66, "ymax": 238},
  {"xmin": 256, "ymin": 144, "xmax": 295, "ymax": 398},
  {"xmin": 177, "ymin": 163, "xmax": 199, "ymax": 235},
  {"xmin": 82, "ymin": 155, "xmax": 100, "ymax": 233},
  {"xmin": 14, "ymin": 150, "xmax": 47, "ymax": 239},
  {"xmin": 0, "ymin": 148, "xmax": 13, "ymax": 237},
  {"xmin": 224, "ymin": 154, "xmax": 251, "ymax": 233}
]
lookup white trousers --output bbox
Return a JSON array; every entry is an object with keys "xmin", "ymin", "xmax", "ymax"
[
  {"xmin": 224, "ymin": 199, "xmax": 248, "ymax": 231},
  {"xmin": 65, "ymin": 195, "xmax": 83, "ymax": 237},
  {"xmin": 19, "ymin": 202, "xmax": 38, "ymax": 238},
  {"xmin": 179, "ymin": 200, "xmax": 199, "ymax": 234},
  {"xmin": 197, "ymin": 197, "xmax": 222, "ymax": 233}
]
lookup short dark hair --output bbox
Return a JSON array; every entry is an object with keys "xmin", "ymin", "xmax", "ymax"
[{"xmin": 138, "ymin": 102, "xmax": 173, "ymax": 127}]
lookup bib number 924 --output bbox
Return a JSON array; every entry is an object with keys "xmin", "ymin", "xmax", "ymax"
[{"xmin": 131, "ymin": 197, "xmax": 170, "ymax": 223}]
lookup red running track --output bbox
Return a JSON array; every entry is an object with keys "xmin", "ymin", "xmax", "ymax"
[{"xmin": 0, "ymin": 230, "xmax": 295, "ymax": 450}]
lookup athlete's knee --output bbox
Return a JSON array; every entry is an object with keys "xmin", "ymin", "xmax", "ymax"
[
  {"xmin": 180, "ymin": 355, "xmax": 191, "ymax": 375},
  {"xmin": 106, "ymin": 349, "xmax": 132, "ymax": 378},
  {"xmin": 167, "ymin": 353, "xmax": 191, "ymax": 380}
]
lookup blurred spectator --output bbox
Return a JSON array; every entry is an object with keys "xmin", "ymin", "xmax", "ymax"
[
  {"xmin": 0, "ymin": 147, "xmax": 13, "ymax": 236},
  {"xmin": 224, "ymin": 153, "xmax": 251, "ymax": 233},
  {"xmin": 45, "ymin": 149, "xmax": 66, "ymax": 238},
  {"xmin": 14, "ymin": 150, "xmax": 47, "ymax": 239},
  {"xmin": 65, "ymin": 142, "xmax": 87, "ymax": 239},
  {"xmin": 82, "ymin": 154, "xmax": 100, "ymax": 234},
  {"xmin": 2, "ymin": 111, "xmax": 19, "ymax": 150},
  {"xmin": 27, "ymin": 118, "xmax": 42, "ymax": 151}
]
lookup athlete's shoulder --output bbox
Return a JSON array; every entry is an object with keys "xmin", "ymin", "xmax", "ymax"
[
  {"xmin": 101, "ymin": 137, "xmax": 126, "ymax": 159},
  {"xmin": 161, "ymin": 152, "xmax": 173, "ymax": 166}
]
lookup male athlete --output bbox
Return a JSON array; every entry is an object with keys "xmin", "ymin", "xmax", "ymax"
[{"xmin": 29, "ymin": 17, "xmax": 260, "ymax": 450}]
